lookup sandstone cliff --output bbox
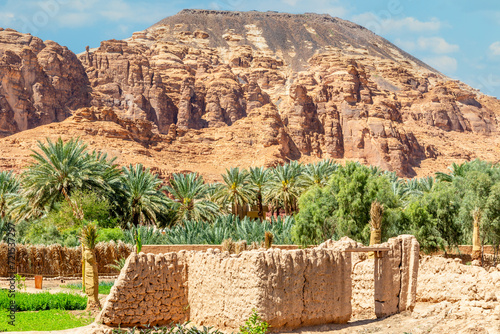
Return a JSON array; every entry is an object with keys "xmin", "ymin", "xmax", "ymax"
[
  {"xmin": 76, "ymin": 10, "xmax": 500, "ymax": 176},
  {"xmin": 0, "ymin": 10, "xmax": 499, "ymax": 178},
  {"xmin": 0, "ymin": 28, "xmax": 90, "ymax": 136}
]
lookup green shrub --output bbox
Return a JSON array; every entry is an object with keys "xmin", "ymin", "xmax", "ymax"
[
  {"xmin": 111, "ymin": 322, "xmax": 224, "ymax": 334},
  {"xmin": 0, "ymin": 290, "xmax": 87, "ymax": 311},
  {"xmin": 62, "ymin": 281, "xmax": 115, "ymax": 295},
  {"xmin": 96, "ymin": 228, "xmax": 125, "ymax": 243},
  {"xmin": 240, "ymin": 310, "xmax": 269, "ymax": 334}
]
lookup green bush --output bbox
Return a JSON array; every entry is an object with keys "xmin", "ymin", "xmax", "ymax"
[
  {"xmin": 96, "ymin": 228, "xmax": 125, "ymax": 243},
  {"xmin": 111, "ymin": 322, "xmax": 224, "ymax": 334},
  {"xmin": 293, "ymin": 162, "xmax": 397, "ymax": 246},
  {"xmin": 62, "ymin": 281, "xmax": 114, "ymax": 295},
  {"xmin": 240, "ymin": 310, "xmax": 269, "ymax": 334},
  {"xmin": 0, "ymin": 290, "xmax": 87, "ymax": 311}
]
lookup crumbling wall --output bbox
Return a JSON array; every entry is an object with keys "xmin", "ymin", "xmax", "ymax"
[
  {"xmin": 96, "ymin": 252, "xmax": 189, "ymax": 327},
  {"xmin": 351, "ymin": 260, "xmax": 375, "ymax": 318},
  {"xmin": 374, "ymin": 235, "xmax": 419, "ymax": 318},
  {"xmin": 188, "ymin": 248, "xmax": 351, "ymax": 329},
  {"xmin": 96, "ymin": 236, "xmax": 419, "ymax": 330}
]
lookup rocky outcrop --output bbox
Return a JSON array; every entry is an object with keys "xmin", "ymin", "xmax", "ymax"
[
  {"xmin": 74, "ymin": 10, "xmax": 500, "ymax": 176},
  {"xmin": 0, "ymin": 29, "xmax": 90, "ymax": 136},
  {"xmin": 1, "ymin": 11, "xmax": 500, "ymax": 177}
]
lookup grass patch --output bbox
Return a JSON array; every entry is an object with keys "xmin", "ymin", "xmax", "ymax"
[
  {"xmin": 62, "ymin": 281, "xmax": 115, "ymax": 295},
  {"xmin": 0, "ymin": 290, "xmax": 87, "ymax": 311},
  {"xmin": 0, "ymin": 309, "xmax": 93, "ymax": 331}
]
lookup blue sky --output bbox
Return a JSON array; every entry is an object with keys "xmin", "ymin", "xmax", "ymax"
[{"xmin": 1, "ymin": 0, "xmax": 499, "ymax": 98}]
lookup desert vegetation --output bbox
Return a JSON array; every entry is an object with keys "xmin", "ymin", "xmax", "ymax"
[{"xmin": 0, "ymin": 138, "xmax": 499, "ymax": 257}]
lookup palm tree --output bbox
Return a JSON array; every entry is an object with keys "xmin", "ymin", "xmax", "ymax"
[
  {"xmin": 248, "ymin": 167, "xmax": 271, "ymax": 221},
  {"xmin": 165, "ymin": 172, "xmax": 218, "ymax": 223},
  {"xmin": 0, "ymin": 171, "xmax": 20, "ymax": 218},
  {"xmin": 266, "ymin": 163, "xmax": 304, "ymax": 215},
  {"xmin": 301, "ymin": 160, "xmax": 338, "ymax": 188},
  {"xmin": 120, "ymin": 164, "xmax": 171, "ymax": 227},
  {"xmin": 218, "ymin": 168, "xmax": 253, "ymax": 216},
  {"xmin": 21, "ymin": 138, "xmax": 119, "ymax": 219}
]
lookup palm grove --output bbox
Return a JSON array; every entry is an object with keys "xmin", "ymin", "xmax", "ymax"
[{"xmin": 0, "ymin": 138, "xmax": 500, "ymax": 256}]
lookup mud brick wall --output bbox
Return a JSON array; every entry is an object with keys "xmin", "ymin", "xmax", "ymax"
[
  {"xmin": 374, "ymin": 235, "xmax": 420, "ymax": 318},
  {"xmin": 96, "ymin": 252, "xmax": 189, "ymax": 327},
  {"xmin": 188, "ymin": 248, "xmax": 352, "ymax": 329},
  {"xmin": 351, "ymin": 260, "xmax": 375, "ymax": 316},
  {"xmin": 97, "ymin": 236, "xmax": 420, "ymax": 330}
]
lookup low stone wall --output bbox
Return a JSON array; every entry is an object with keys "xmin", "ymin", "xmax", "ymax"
[{"xmin": 96, "ymin": 252, "xmax": 189, "ymax": 327}]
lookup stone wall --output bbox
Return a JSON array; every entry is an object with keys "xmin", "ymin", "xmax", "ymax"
[
  {"xmin": 97, "ymin": 236, "xmax": 419, "ymax": 330},
  {"xmin": 374, "ymin": 235, "xmax": 420, "ymax": 317},
  {"xmin": 188, "ymin": 248, "xmax": 351, "ymax": 329},
  {"xmin": 96, "ymin": 252, "xmax": 189, "ymax": 327}
]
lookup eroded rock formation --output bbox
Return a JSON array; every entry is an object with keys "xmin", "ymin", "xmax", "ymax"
[
  {"xmin": 0, "ymin": 29, "xmax": 90, "ymax": 136},
  {"xmin": 1, "ymin": 10, "xmax": 500, "ymax": 177},
  {"xmin": 75, "ymin": 10, "xmax": 500, "ymax": 176}
]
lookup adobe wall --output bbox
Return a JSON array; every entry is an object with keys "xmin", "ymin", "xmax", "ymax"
[
  {"xmin": 97, "ymin": 236, "xmax": 419, "ymax": 330},
  {"xmin": 374, "ymin": 235, "xmax": 419, "ymax": 317},
  {"xmin": 188, "ymin": 248, "xmax": 352, "ymax": 329},
  {"xmin": 95, "ymin": 252, "xmax": 189, "ymax": 327}
]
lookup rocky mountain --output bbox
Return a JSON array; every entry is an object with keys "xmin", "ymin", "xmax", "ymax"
[
  {"xmin": 0, "ymin": 28, "xmax": 90, "ymax": 136},
  {"xmin": 0, "ymin": 10, "xmax": 499, "ymax": 178}
]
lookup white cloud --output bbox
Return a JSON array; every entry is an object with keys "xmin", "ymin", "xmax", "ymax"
[
  {"xmin": 0, "ymin": 12, "xmax": 15, "ymax": 26},
  {"xmin": 351, "ymin": 13, "xmax": 442, "ymax": 35},
  {"xmin": 417, "ymin": 37, "xmax": 459, "ymax": 54},
  {"xmin": 424, "ymin": 55, "xmax": 458, "ymax": 74},
  {"xmin": 394, "ymin": 38, "xmax": 416, "ymax": 51},
  {"xmin": 282, "ymin": 0, "xmax": 300, "ymax": 6},
  {"xmin": 489, "ymin": 41, "xmax": 500, "ymax": 56}
]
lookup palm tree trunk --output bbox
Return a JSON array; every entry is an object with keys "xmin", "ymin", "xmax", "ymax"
[
  {"xmin": 132, "ymin": 212, "xmax": 140, "ymax": 227},
  {"xmin": 61, "ymin": 187, "xmax": 84, "ymax": 220},
  {"xmin": 257, "ymin": 191, "xmax": 263, "ymax": 221}
]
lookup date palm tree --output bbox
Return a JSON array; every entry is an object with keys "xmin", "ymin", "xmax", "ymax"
[
  {"xmin": 165, "ymin": 172, "xmax": 218, "ymax": 223},
  {"xmin": 120, "ymin": 164, "xmax": 171, "ymax": 227},
  {"xmin": 248, "ymin": 167, "xmax": 271, "ymax": 221},
  {"xmin": 217, "ymin": 168, "xmax": 253, "ymax": 216},
  {"xmin": 21, "ymin": 138, "xmax": 119, "ymax": 219},
  {"xmin": 301, "ymin": 160, "xmax": 338, "ymax": 188},
  {"xmin": 0, "ymin": 171, "xmax": 20, "ymax": 219},
  {"xmin": 266, "ymin": 163, "xmax": 304, "ymax": 215}
]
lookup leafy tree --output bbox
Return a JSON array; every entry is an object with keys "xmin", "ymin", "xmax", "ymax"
[
  {"xmin": 293, "ymin": 162, "xmax": 397, "ymax": 246},
  {"xmin": 120, "ymin": 164, "xmax": 171, "ymax": 227},
  {"xmin": 330, "ymin": 162, "xmax": 397, "ymax": 244},
  {"xmin": 292, "ymin": 185, "xmax": 337, "ymax": 246},
  {"xmin": 420, "ymin": 182, "xmax": 461, "ymax": 251},
  {"xmin": 404, "ymin": 201, "xmax": 443, "ymax": 253},
  {"xmin": 165, "ymin": 172, "xmax": 218, "ymax": 223},
  {"xmin": 482, "ymin": 183, "xmax": 500, "ymax": 256}
]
